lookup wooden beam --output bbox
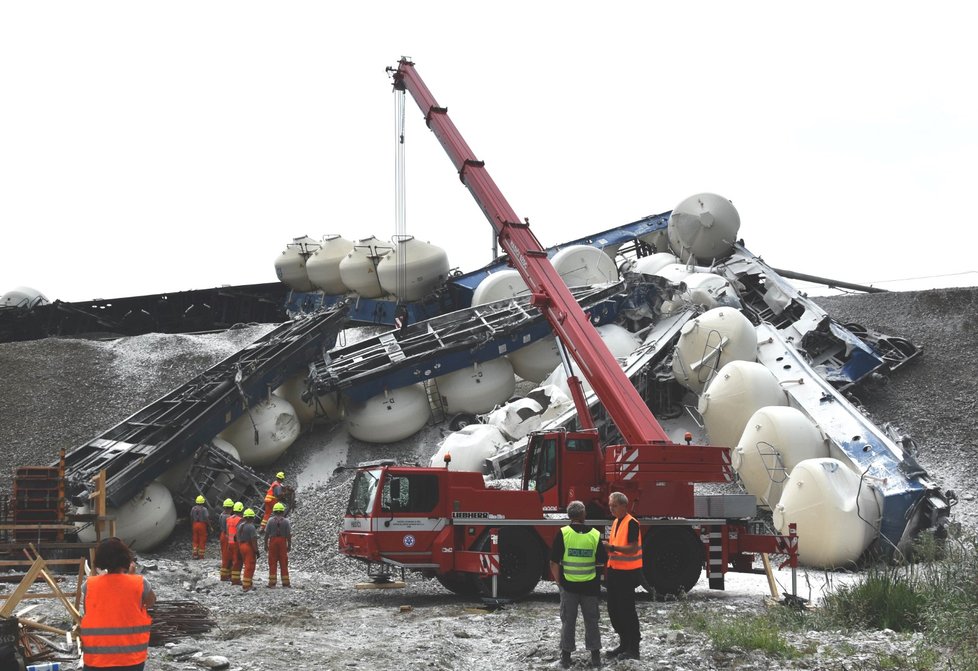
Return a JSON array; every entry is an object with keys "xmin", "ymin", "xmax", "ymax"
[
  {"xmin": 0, "ymin": 556, "xmax": 46, "ymax": 616},
  {"xmin": 761, "ymin": 553, "xmax": 779, "ymax": 600}
]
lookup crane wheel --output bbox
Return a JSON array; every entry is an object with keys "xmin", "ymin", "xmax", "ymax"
[
  {"xmin": 435, "ymin": 571, "xmax": 480, "ymax": 597},
  {"xmin": 642, "ymin": 527, "xmax": 703, "ymax": 600},
  {"xmin": 474, "ymin": 526, "xmax": 542, "ymax": 599}
]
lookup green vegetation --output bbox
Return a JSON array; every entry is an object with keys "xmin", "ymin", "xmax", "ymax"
[{"xmin": 669, "ymin": 531, "xmax": 978, "ymax": 670}]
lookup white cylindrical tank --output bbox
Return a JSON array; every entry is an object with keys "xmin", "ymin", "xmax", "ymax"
[
  {"xmin": 345, "ymin": 383, "xmax": 431, "ymax": 443},
  {"xmin": 672, "ymin": 307, "xmax": 757, "ymax": 394},
  {"xmin": 667, "ymin": 193, "xmax": 741, "ymax": 263},
  {"xmin": 733, "ymin": 406, "xmax": 828, "ymax": 508},
  {"xmin": 773, "ymin": 457, "xmax": 883, "ymax": 568},
  {"xmin": 376, "ymin": 236, "xmax": 450, "ymax": 302},
  {"xmin": 274, "ymin": 372, "xmax": 342, "ymax": 428},
  {"xmin": 306, "ymin": 235, "xmax": 354, "ymax": 294},
  {"xmin": 274, "ymin": 236, "xmax": 321, "ymax": 292},
  {"xmin": 220, "ymin": 394, "xmax": 300, "ymax": 466},
  {"xmin": 338, "ymin": 236, "xmax": 392, "ymax": 298},
  {"xmin": 630, "ymin": 252, "xmax": 679, "ymax": 276},
  {"xmin": 484, "ymin": 385, "xmax": 573, "ymax": 441},
  {"xmin": 596, "ymin": 323, "xmax": 640, "ymax": 360},
  {"xmin": 654, "ymin": 263, "xmax": 694, "ymax": 284},
  {"xmin": 436, "ymin": 358, "xmax": 516, "ymax": 415},
  {"xmin": 471, "ymin": 269, "xmax": 530, "ymax": 306},
  {"xmin": 551, "ymin": 245, "xmax": 620, "ymax": 287},
  {"xmin": 1, "ymin": 286, "xmax": 50, "ymax": 308},
  {"xmin": 683, "ymin": 272, "xmax": 741, "ymax": 310},
  {"xmin": 698, "ymin": 361, "xmax": 787, "ymax": 448},
  {"xmin": 430, "ymin": 424, "xmax": 508, "ymax": 471},
  {"xmin": 509, "ymin": 336, "xmax": 562, "ymax": 383},
  {"xmin": 77, "ymin": 482, "xmax": 177, "ymax": 552}
]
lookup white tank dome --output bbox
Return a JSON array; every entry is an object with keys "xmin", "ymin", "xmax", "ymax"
[
  {"xmin": 733, "ymin": 406, "xmax": 828, "ymax": 509},
  {"xmin": 376, "ymin": 236, "xmax": 450, "ymax": 302},
  {"xmin": 773, "ymin": 458, "xmax": 883, "ymax": 568},
  {"xmin": 436, "ymin": 358, "xmax": 516, "ymax": 415},
  {"xmin": 551, "ymin": 245, "xmax": 620, "ymax": 287},
  {"xmin": 672, "ymin": 307, "xmax": 757, "ymax": 394},
  {"xmin": 653, "ymin": 263, "xmax": 694, "ymax": 284},
  {"xmin": 306, "ymin": 235, "xmax": 354, "ymax": 294},
  {"xmin": 220, "ymin": 393, "xmax": 300, "ymax": 466},
  {"xmin": 471, "ymin": 269, "xmax": 530, "ymax": 306},
  {"xmin": 274, "ymin": 372, "xmax": 342, "ymax": 428},
  {"xmin": 430, "ymin": 424, "xmax": 508, "ymax": 471},
  {"xmin": 509, "ymin": 336, "xmax": 562, "ymax": 383},
  {"xmin": 274, "ymin": 236, "xmax": 321, "ymax": 292},
  {"xmin": 630, "ymin": 252, "xmax": 680, "ymax": 276},
  {"xmin": 345, "ymin": 383, "xmax": 431, "ymax": 443},
  {"xmin": 698, "ymin": 360, "xmax": 787, "ymax": 448},
  {"xmin": 596, "ymin": 324, "xmax": 640, "ymax": 360},
  {"xmin": 683, "ymin": 272, "xmax": 741, "ymax": 310},
  {"xmin": 1, "ymin": 286, "xmax": 50, "ymax": 308},
  {"xmin": 667, "ymin": 193, "xmax": 740, "ymax": 263},
  {"xmin": 77, "ymin": 482, "xmax": 177, "ymax": 552},
  {"xmin": 338, "ymin": 236, "xmax": 392, "ymax": 298}
]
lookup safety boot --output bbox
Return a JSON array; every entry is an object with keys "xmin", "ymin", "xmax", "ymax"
[
  {"xmin": 604, "ymin": 644, "xmax": 625, "ymax": 659},
  {"xmin": 589, "ymin": 649, "xmax": 602, "ymax": 667},
  {"xmin": 560, "ymin": 650, "xmax": 572, "ymax": 669}
]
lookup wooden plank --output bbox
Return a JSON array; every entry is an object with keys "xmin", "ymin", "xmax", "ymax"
[
  {"xmin": 0, "ymin": 556, "xmax": 46, "ymax": 616},
  {"xmin": 27, "ymin": 546, "xmax": 83, "ymax": 624},
  {"xmin": 761, "ymin": 553, "xmax": 779, "ymax": 600},
  {"xmin": 19, "ymin": 617, "xmax": 70, "ymax": 636}
]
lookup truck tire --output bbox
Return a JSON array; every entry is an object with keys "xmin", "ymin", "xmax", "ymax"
[
  {"xmin": 449, "ymin": 413, "xmax": 477, "ymax": 431},
  {"xmin": 642, "ymin": 527, "xmax": 703, "ymax": 599},
  {"xmin": 474, "ymin": 526, "xmax": 543, "ymax": 599},
  {"xmin": 435, "ymin": 571, "xmax": 480, "ymax": 597}
]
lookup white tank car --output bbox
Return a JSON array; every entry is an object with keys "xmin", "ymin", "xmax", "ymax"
[
  {"xmin": 774, "ymin": 457, "xmax": 883, "ymax": 568},
  {"xmin": 275, "ymin": 372, "xmax": 342, "ymax": 428},
  {"xmin": 220, "ymin": 393, "xmax": 300, "ymax": 466},
  {"xmin": 436, "ymin": 358, "xmax": 516, "ymax": 415},
  {"xmin": 698, "ymin": 360, "xmax": 787, "ymax": 448},
  {"xmin": 338, "ymin": 236, "xmax": 393, "ymax": 298},
  {"xmin": 733, "ymin": 406, "xmax": 829, "ymax": 509},
  {"xmin": 672, "ymin": 307, "xmax": 757, "ymax": 394},
  {"xmin": 306, "ymin": 235, "xmax": 354, "ymax": 294},
  {"xmin": 77, "ymin": 481, "xmax": 176, "ymax": 552},
  {"xmin": 629, "ymin": 252, "xmax": 679, "ymax": 276},
  {"xmin": 653, "ymin": 263, "xmax": 694, "ymax": 284},
  {"xmin": 376, "ymin": 236, "xmax": 450, "ymax": 302},
  {"xmin": 345, "ymin": 383, "xmax": 431, "ymax": 443},
  {"xmin": 667, "ymin": 193, "xmax": 740, "ymax": 264},
  {"xmin": 551, "ymin": 245, "xmax": 620, "ymax": 287},
  {"xmin": 509, "ymin": 336, "xmax": 561, "ymax": 383},
  {"xmin": 156, "ymin": 437, "xmax": 240, "ymax": 491},
  {"xmin": 430, "ymin": 424, "xmax": 508, "ymax": 471},
  {"xmin": 273, "ymin": 236, "xmax": 321, "ymax": 292},
  {"xmin": 1, "ymin": 286, "xmax": 50, "ymax": 308},
  {"xmin": 471, "ymin": 269, "xmax": 529, "ymax": 306},
  {"xmin": 484, "ymin": 385, "xmax": 573, "ymax": 441},
  {"xmin": 683, "ymin": 272, "xmax": 741, "ymax": 311}
]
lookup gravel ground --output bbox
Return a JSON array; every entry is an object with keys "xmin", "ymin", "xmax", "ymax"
[{"xmin": 1, "ymin": 287, "xmax": 975, "ymax": 670}]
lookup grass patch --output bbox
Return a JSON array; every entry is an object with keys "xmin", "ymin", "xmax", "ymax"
[{"xmin": 671, "ymin": 606, "xmax": 801, "ymax": 659}]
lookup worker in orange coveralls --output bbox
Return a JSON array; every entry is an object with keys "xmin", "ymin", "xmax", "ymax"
[
  {"xmin": 261, "ymin": 471, "xmax": 286, "ymax": 532},
  {"xmin": 226, "ymin": 502, "xmax": 244, "ymax": 585},
  {"xmin": 264, "ymin": 502, "xmax": 292, "ymax": 587},
  {"xmin": 217, "ymin": 498, "xmax": 234, "ymax": 580},
  {"xmin": 237, "ymin": 508, "xmax": 260, "ymax": 592},
  {"xmin": 190, "ymin": 495, "xmax": 209, "ymax": 560}
]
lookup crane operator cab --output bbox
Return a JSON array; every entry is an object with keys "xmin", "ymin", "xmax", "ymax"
[{"xmin": 521, "ymin": 430, "xmax": 605, "ymax": 514}]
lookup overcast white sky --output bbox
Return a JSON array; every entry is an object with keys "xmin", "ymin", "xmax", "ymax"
[{"xmin": 2, "ymin": 2, "xmax": 976, "ymax": 302}]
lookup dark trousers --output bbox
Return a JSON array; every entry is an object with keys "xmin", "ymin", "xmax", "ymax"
[{"xmin": 606, "ymin": 568, "xmax": 641, "ymax": 650}]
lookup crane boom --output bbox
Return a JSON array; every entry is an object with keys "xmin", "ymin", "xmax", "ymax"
[{"xmin": 390, "ymin": 58, "xmax": 670, "ymax": 446}]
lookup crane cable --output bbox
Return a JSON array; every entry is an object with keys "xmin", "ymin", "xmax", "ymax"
[{"xmin": 394, "ymin": 88, "xmax": 408, "ymax": 301}]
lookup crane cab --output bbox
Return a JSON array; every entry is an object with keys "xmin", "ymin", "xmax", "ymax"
[{"xmin": 521, "ymin": 430, "xmax": 606, "ymax": 514}]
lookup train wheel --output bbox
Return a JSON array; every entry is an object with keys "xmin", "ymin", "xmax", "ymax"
[
  {"xmin": 474, "ymin": 526, "xmax": 543, "ymax": 599},
  {"xmin": 449, "ymin": 413, "xmax": 477, "ymax": 431},
  {"xmin": 643, "ymin": 527, "xmax": 703, "ymax": 599}
]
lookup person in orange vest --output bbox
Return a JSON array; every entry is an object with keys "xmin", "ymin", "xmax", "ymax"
[
  {"xmin": 79, "ymin": 537, "xmax": 156, "ymax": 670},
  {"xmin": 261, "ymin": 471, "xmax": 286, "ymax": 532},
  {"xmin": 603, "ymin": 491, "xmax": 643, "ymax": 661},
  {"xmin": 226, "ymin": 502, "xmax": 244, "ymax": 585},
  {"xmin": 264, "ymin": 502, "xmax": 292, "ymax": 588},
  {"xmin": 217, "ymin": 498, "xmax": 234, "ymax": 580},
  {"xmin": 190, "ymin": 495, "xmax": 209, "ymax": 560},
  {"xmin": 237, "ymin": 508, "xmax": 260, "ymax": 592}
]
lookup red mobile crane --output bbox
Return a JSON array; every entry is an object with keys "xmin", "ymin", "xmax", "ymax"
[{"xmin": 338, "ymin": 58, "xmax": 798, "ymax": 599}]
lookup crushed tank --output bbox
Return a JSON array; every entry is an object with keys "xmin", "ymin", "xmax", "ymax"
[
  {"xmin": 376, "ymin": 236, "xmax": 450, "ymax": 302},
  {"xmin": 672, "ymin": 307, "xmax": 757, "ymax": 394},
  {"xmin": 220, "ymin": 393, "xmax": 300, "ymax": 466},
  {"xmin": 683, "ymin": 272, "xmax": 742, "ymax": 311},
  {"xmin": 774, "ymin": 457, "xmax": 883, "ymax": 568},
  {"xmin": 338, "ymin": 236, "xmax": 392, "ymax": 298},
  {"xmin": 306, "ymin": 235, "xmax": 354, "ymax": 294},
  {"xmin": 698, "ymin": 360, "xmax": 787, "ymax": 448},
  {"xmin": 77, "ymin": 482, "xmax": 177, "ymax": 552},
  {"xmin": 629, "ymin": 252, "xmax": 679, "ymax": 276},
  {"xmin": 275, "ymin": 372, "xmax": 342, "ymax": 428},
  {"xmin": 345, "ymin": 383, "xmax": 431, "ymax": 443},
  {"xmin": 436, "ymin": 358, "xmax": 516, "ymax": 415},
  {"xmin": 667, "ymin": 193, "xmax": 740, "ymax": 263},
  {"xmin": 430, "ymin": 424, "xmax": 508, "ymax": 471},
  {"xmin": 274, "ymin": 236, "xmax": 321, "ymax": 292}
]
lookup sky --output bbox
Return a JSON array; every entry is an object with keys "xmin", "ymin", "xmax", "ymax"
[{"xmin": 2, "ymin": 2, "xmax": 976, "ymax": 303}]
